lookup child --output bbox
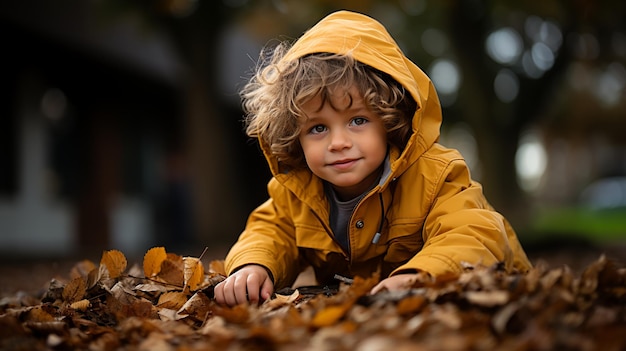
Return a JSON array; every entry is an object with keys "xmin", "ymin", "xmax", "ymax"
[{"xmin": 214, "ymin": 10, "xmax": 531, "ymax": 306}]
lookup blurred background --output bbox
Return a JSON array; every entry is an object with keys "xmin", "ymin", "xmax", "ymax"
[{"xmin": 0, "ymin": 0, "xmax": 625, "ymax": 261}]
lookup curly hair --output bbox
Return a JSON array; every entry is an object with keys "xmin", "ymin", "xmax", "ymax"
[{"xmin": 241, "ymin": 41, "xmax": 416, "ymax": 170}]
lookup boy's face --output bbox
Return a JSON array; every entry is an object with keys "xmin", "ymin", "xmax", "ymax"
[{"xmin": 299, "ymin": 85, "xmax": 387, "ymax": 201}]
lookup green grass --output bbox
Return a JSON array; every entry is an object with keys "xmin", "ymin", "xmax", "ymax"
[{"xmin": 526, "ymin": 206, "xmax": 626, "ymax": 243}]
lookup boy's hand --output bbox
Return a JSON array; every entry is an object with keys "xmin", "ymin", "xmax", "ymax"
[
  {"xmin": 214, "ymin": 264, "xmax": 274, "ymax": 306},
  {"xmin": 370, "ymin": 272, "xmax": 428, "ymax": 294}
]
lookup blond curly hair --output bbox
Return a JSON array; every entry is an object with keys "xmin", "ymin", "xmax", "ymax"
[{"xmin": 241, "ymin": 41, "xmax": 416, "ymax": 170}]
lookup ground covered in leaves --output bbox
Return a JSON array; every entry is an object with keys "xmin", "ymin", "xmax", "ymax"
[{"xmin": 0, "ymin": 246, "xmax": 625, "ymax": 351}]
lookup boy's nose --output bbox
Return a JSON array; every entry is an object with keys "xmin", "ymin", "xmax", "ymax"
[{"xmin": 328, "ymin": 130, "xmax": 352, "ymax": 151}]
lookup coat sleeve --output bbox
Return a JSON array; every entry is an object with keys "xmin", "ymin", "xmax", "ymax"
[
  {"xmin": 390, "ymin": 158, "xmax": 531, "ymax": 277},
  {"xmin": 224, "ymin": 178, "xmax": 302, "ymax": 289}
]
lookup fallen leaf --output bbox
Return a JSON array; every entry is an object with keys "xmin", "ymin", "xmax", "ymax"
[
  {"xmin": 208, "ymin": 260, "xmax": 226, "ymax": 276},
  {"xmin": 157, "ymin": 255, "xmax": 184, "ymax": 287},
  {"xmin": 157, "ymin": 292, "xmax": 189, "ymax": 311},
  {"xmin": 465, "ymin": 290, "xmax": 509, "ymax": 307},
  {"xmin": 396, "ymin": 294, "xmax": 427, "ymax": 315},
  {"xmin": 211, "ymin": 304, "xmax": 250, "ymax": 324},
  {"xmin": 110, "ymin": 281, "xmax": 137, "ymax": 305},
  {"xmin": 62, "ymin": 277, "xmax": 86, "ymax": 303},
  {"xmin": 157, "ymin": 308, "xmax": 180, "ymax": 322},
  {"xmin": 25, "ymin": 306, "xmax": 55, "ymax": 322},
  {"xmin": 135, "ymin": 283, "xmax": 169, "ymax": 294},
  {"xmin": 69, "ymin": 260, "xmax": 97, "ymax": 280},
  {"xmin": 199, "ymin": 316, "xmax": 237, "ymax": 340},
  {"xmin": 144, "ymin": 247, "xmax": 167, "ymax": 278},
  {"xmin": 492, "ymin": 300, "xmax": 523, "ymax": 334},
  {"xmin": 4, "ymin": 248, "xmax": 625, "ymax": 351},
  {"xmin": 431, "ymin": 304, "xmax": 462, "ymax": 330},
  {"xmin": 70, "ymin": 299, "xmax": 91, "ymax": 311},
  {"xmin": 177, "ymin": 292, "xmax": 212, "ymax": 322},
  {"xmin": 101, "ymin": 250, "xmax": 128, "ymax": 279},
  {"xmin": 311, "ymin": 304, "xmax": 350, "ymax": 328},
  {"xmin": 183, "ymin": 257, "xmax": 204, "ymax": 292},
  {"xmin": 262, "ymin": 289, "xmax": 301, "ymax": 311}
]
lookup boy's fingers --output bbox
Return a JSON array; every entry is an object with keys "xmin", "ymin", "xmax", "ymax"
[
  {"xmin": 370, "ymin": 282, "xmax": 384, "ymax": 295},
  {"xmin": 260, "ymin": 278, "xmax": 274, "ymax": 300},
  {"xmin": 222, "ymin": 279, "xmax": 239, "ymax": 306},
  {"xmin": 246, "ymin": 275, "xmax": 261, "ymax": 303},
  {"xmin": 234, "ymin": 275, "xmax": 249, "ymax": 305},
  {"xmin": 213, "ymin": 282, "xmax": 224, "ymax": 303}
]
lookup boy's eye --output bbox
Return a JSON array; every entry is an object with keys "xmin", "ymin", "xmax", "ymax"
[
  {"xmin": 351, "ymin": 117, "xmax": 368, "ymax": 126},
  {"xmin": 310, "ymin": 125, "xmax": 327, "ymax": 134}
]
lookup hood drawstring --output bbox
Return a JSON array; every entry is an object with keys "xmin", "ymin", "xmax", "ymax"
[{"xmin": 371, "ymin": 193, "xmax": 385, "ymax": 244}]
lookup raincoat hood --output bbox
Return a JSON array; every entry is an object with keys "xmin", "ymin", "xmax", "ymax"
[{"xmin": 264, "ymin": 10, "xmax": 443, "ymax": 180}]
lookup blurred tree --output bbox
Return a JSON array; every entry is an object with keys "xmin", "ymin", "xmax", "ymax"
[
  {"xmin": 441, "ymin": 0, "xmax": 625, "ymax": 222},
  {"xmin": 96, "ymin": 0, "xmax": 249, "ymax": 246}
]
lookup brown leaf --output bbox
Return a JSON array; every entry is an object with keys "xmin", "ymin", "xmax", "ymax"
[
  {"xmin": 107, "ymin": 293, "xmax": 156, "ymax": 320},
  {"xmin": 177, "ymin": 292, "xmax": 212, "ymax": 321},
  {"xmin": 157, "ymin": 255, "xmax": 184, "ymax": 287},
  {"xmin": 111, "ymin": 281, "xmax": 137, "ymax": 305},
  {"xmin": 62, "ymin": 277, "xmax": 86, "ymax": 303},
  {"xmin": 25, "ymin": 306, "xmax": 55, "ymax": 323},
  {"xmin": 143, "ymin": 247, "xmax": 167, "ymax": 278},
  {"xmin": 211, "ymin": 304, "xmax": 250, "ymax": 324},
  {"xmin": 100, "ymin": 249, "xmax": 128, "ymax": 279},
  {"xmin": 199, "ymin": 316, "xmax": 237, "ymax": 340},
  {"xmin": 86, "ymin": 266, "xmax": 101, "ymax": 289},
  {"xmin": 69, "ymin": 260, "xmax": 97, "ymax": 280},
  {"xmin": 23, "ymin": 321, "xmax": 67, "ymax": 334},
  {"xmin": 579, "ymin": 255, "xmax": 607, "ymax": 295},
  {"xmin": 135, "ymin": 283, "xmax": 169, "ymax": 295},
  {"xmin": 157, "ymin": 291, "xmax": 189, "ymax": 311}
]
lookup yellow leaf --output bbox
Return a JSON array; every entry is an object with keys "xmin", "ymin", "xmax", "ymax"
[
  {"xmin": 100, "ymin": 249, "xmax": 127, "ymax": 279},
  {"xmin": 208, "ymin": 260, "xmax": 226, "ymax": 276},
  {"xmin": 70, "ymin": 299, "xmax": 91, "ymax": 311},
  {"xmin": 143, "ymin": 247, "xmax": 167, "ymax": 278},
  {"xmin": 183, "ymin": 257, "xmax": 205, "ymax": 292},
  {"xmin": 311, "ymin": 304, "xmax": 350, "ymax": 328},
  {"xmin": 62, "ymin": 277, "xmax": 86, "ymax": 303},
  {"xmin": 396, "ymin": 294, "xmax": 427, "ymax": 315}
]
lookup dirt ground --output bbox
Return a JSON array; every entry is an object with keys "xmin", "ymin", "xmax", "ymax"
[{"xmin": 0, "ymin": 241, "xmax": 624, "ymax": 299}]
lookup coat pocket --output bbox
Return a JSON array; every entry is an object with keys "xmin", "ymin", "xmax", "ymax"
[{"xmin": 382, "ymin": 224, "xmax": 424, "ymax": 264}]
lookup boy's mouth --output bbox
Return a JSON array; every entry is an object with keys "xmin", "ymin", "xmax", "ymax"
[{"xmin": 328, "ymin": 158, "xmax": 359, "ymax": 169}]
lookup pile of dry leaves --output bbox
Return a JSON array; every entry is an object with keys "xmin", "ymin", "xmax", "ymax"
[{"xmin": 0, "ymin": 247, "xmax": 624, "ymax": 350}]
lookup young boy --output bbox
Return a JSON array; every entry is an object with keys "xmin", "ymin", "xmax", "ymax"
[{"xmin": 214, "ymin": 10, "xmax": 531, "ymax": 306}]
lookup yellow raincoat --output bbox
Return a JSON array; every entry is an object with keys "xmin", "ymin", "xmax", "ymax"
[{"xmin": 225, "ymin": 10, "xmax": 532, "ymax": 289}]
